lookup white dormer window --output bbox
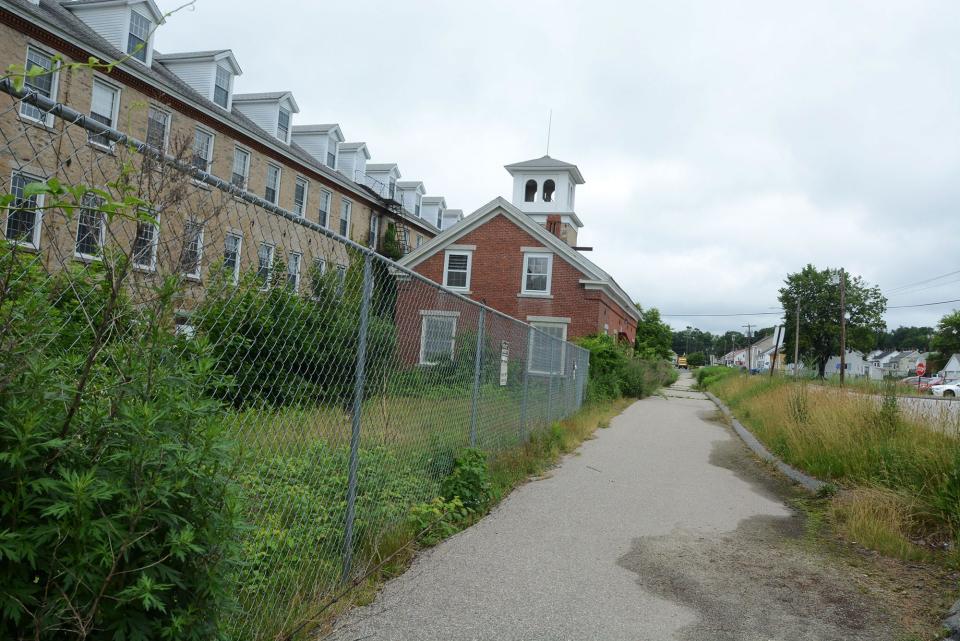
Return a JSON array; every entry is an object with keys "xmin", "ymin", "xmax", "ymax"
[
  {"xmin": 327, "ymin": 143, "xmax": 337, "ymax": 169},
  {"xmin": 415, "ymin": 194, "xmax": 421, "ymax": 218},
  {"xmin": 127, "ymin": 10, "xmax": 151, "ymax": 63},
  {"xmin": 443, "ymin": 250, "xmax": 472, "ymax": 291},
  {"xmin": 436, "ymin": 209, "xmax": 443, "ymax": 228},
  {"xmin": 277, "ymin": 107, "xmax": 291, "ymax": 142},
  {"xmin": 214, "ymin": 65, "xmax": 231, "ymax": 109}
]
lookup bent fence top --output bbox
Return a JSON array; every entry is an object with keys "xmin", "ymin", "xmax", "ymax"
[{"xmin": 0, "ymin": 77, "xmax": 589, "ymax": 639}]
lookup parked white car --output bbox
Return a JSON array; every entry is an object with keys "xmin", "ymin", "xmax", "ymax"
[{"xmin": 930, "ymin": 381, "xmax": 960, "ymax": 398}]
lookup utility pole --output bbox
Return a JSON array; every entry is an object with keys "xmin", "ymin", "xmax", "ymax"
[
  {"xmin": 742, "ymin": 324, "xmax": 753, "ymax": 371},
  {"xmin": 793, "ymin": 298, "xmax": 800, "ymax": 378},
  {"xmin": 839, "ymin": 268, "xmax": 847, "ymax": 385}
]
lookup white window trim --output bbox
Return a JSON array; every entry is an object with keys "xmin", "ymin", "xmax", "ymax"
[
  {"xmin": 192, "ymin": 125, "xmax": 215, "ymax": 173},
  {"xmin": 73, "ymin": 193, "xmax": 105, "ymax": 261},
  {"xmin": 287, "ymin": 251, "xmax": 302, "ymax": 292},
  {"xmin": 293, "ymin": 177, "xmax": 309, "ymax": 217},
  {"xmin": 258, "ymin": 242, "xmax": 275, "ymax": 290},
  {"xmin": 5, "ymin": 171, "xmax": 44, "ymax": 250},
  {"xmin": 224, "ymin": 232, "xmax": 242, "ymax": 284},
  {"xmin": 146, "ymin": 105, "xmax": 170, "ymax": 153},
  {"xmin": 277, "ymin": 106, "xmax": 291, "ymax": 143},
  {"xmin": 89, "ymin": 77, "xmax": 121, "ymax": 150},
  {"xmin": 213, "ymin": 64, "xmax": 233, "ymax": 110},
  {"xmin": 339, "ymin": 198, "xmax": 352, "ymax": 237},
  {"xmin": 181, "ymin": 221, "xmax": 204, "ymax": 280},
  {"xmin": 442, "ymin": 249, "xmax": 472, "ymax": 292},
  {"xmin": 127, "ymin": 9, "xmax": 152, "ymax": 65},
  {"xmin": 21, "ymin": 45, "xmax": 59, "ymax": 128},
  {"xmin": 132, "ymin": 210, "xmax": 160, "ymax": 272},
  {"xmin": 265, "ymin": 163, "xmax": 282, "ymax": 204},
  {"xmin": 520, "ymin": 252, "xmax": 553, "ymax": 296},
  {"xmin": 527, "ymin": 319, "xmax": 568, "ymax": 375},
  {"xmin": 318, "ymin": 189, "xmax": 332, "ymax": 228},
  {"xmin": 419, "ymin": 310, "xmax": 460, "ymax": 366},
  {"xmin": 231, "ymin": 146, "xmax": 251, "ymax": 189}
]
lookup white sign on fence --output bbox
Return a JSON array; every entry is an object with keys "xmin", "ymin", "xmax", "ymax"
[{"xmin": 499, "ymin": 341, "xmax": 509, "ymax": 386}]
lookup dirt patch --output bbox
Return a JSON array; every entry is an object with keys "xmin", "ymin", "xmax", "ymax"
[{"xmin": 618, "ymin": 513, "xmax": 899, "ymax": 641}]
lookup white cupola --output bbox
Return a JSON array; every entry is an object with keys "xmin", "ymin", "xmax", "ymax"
[{"xmin": 504, "ymin": 155, "xmax": 585, "ymax": 245}]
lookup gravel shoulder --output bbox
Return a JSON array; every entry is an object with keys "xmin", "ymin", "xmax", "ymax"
[{"xmin": 325, "ymin": 373, "xmax": 902, "ymax": 641}]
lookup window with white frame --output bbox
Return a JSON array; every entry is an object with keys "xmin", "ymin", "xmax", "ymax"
[
  {"xmin": 293, "ymin": 177, "xmax": 308, "ymax": 217},
  {"xmin": 420, "ymin": 312, "xmax": 458, "ymax": 365},
  {"xmin": 339, "ymin": 199, "xmax": 351, "ymax": 237},
  {"xmin": 74, "ymin": 192, "xmax": 104, "ymax": 259},
  {"xmin": 179, "ymin": 220, "xmax": 204, "ymax": 279},
  {"xmin": 414, "ymin": 194, "xmax": 421, "ymax": 218},
  {"xmin": 127, "ymin": 10, "xmax": 151, "ymax": 62},
  {"xmin": 88, "ymin": 79, "xmax": 119, "ymax": 148},
  {"xmin": 265, "ymin": 163, "xmax": 281, "ymax": 204},
  {"xmin": 521, "ymin": 252, "xmax": 553, "ymax": 295},
  {"xmin": 213, "ymin": 65, "xmax": 231, "ymax": 109},
  {"xmin": 310, "ymin": 257, "xmax": 326, "ymax": 298},
  {"xmin": 368, "ymin": 213, "xmax": 379, "ymax": 247},
  {"xmin": 257, "ymin": 242, "xmax": 274, "ymax": 288},
  {"xmin": 318, "ymin": 189, "xmax": 331, "ymax": 227},
  {"xmin": 443, "ymin": 250, "xmax": 471, "ymax": 291},
  {"xmin": 21, "ymin": 47, "xmax": 57, "ymax": 126},
  {"xmin": 286, "ymin": 251, "xmax": 301, "ymax": 291},
  {"xmin": 5, "ymin": 172, "xmax": 44, "ymax": 249},
  {"xmin": 528, "ymin": 321, "xmax": 567, "ymax": 374},
  {"xmin": 223, "ymin": 232, "xmax": 242, "ymax": 283},
  {"xmin": 192, "ymin": 127, "xmax": 214, "ymax": 172},
  {"xmin": 145, "ymin": 106, "xmax": 169, "ymax": 151},
  {"xmin": 326, "ymin": 145, "xmax": 336, "ymax": 169},
  {"xmin": 231, "ymin": 147, "xmax": 250, "ymax": 189},
  {"xmin": 131, "ymin": 211, "xmax": 159, "ymax": 270},
  {"xmin": 416, "ymin": 234, "xmax": 423, "ymax": 248},
  {"xmin": 335, "ymin": 264, "xmax": 347, "ymax": 299},
  {"xmin": 277, "ymin": 106, "xmax": 291, "ymax": 142}
]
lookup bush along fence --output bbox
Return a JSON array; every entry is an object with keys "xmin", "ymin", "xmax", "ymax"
[{"xmin": 0, "ymin": 81, "xmax": 590, "ymax": 640}]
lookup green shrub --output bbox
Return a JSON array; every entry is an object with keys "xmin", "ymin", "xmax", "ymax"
[
  {"xmin": 695, "ymin": 365, "xmax": 736, "ymax": 389},
  {"xmin": 0, "ymin": 247, "xmax": 240, "ymax": 640},
  {"xmin": 408, "ymin": 497, "xmax": 469, "ymax": 546},
  {"xmin": 440, "ymin": 448, "xmax": 492, "ymax": 512},
  {"xmin": 576, "ymin": 334, "xmax": 676, "ymax": 401}
]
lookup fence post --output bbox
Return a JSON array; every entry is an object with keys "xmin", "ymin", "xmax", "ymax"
[
  {"xmin": 341, "ymin": 253, "xmax": 374, "ymax": 583},
  {"xmin": 519, "ymin": 326, "xmax": 530, "ymax": 442},
  {"xmin": 469, "ymin": 309, "xmax": 485, "ymax": 448}
]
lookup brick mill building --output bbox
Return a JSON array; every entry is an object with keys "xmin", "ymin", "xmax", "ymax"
[{"xmin": 399, "ymin": 156, "xmax": 639, "ymax": 367}]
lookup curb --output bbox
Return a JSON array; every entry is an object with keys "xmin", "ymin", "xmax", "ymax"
[{"xmin": 703, "ymin": 391, "xmax": 827, "ymax": 494}]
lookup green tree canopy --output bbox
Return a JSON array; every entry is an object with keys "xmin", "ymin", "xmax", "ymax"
[
  {"xmin": 778, "ymin": 264, "xmax": 886, "ymax": 377},
  {"xmin": 931, "ymin": 310, "xmax": 960, "ymax": 359},
  {"xmin": 634, "ymin": 305, "xmax": 673, "ymax": 360}
]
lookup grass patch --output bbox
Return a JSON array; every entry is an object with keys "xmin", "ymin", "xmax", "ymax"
[{"xmin": 706, "ymin": 373, "xmax": 960, "ymax": 568}]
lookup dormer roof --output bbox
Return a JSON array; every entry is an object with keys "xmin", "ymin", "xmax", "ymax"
[
  {"xmin": 292, "ymin": 123, "xmax": 344, "ymax": 141},
  {"xmin": 339, "ymin": 142, "xmax": 371, "ymax": 159},
  {"xmin": 155, "ymin": 49, "xmax": 242, "ymax": 75},
  {"xmin": 62, "ymin": 0, "xmax": 164, "ymax": 24},
  {"xmin": 504, "ymin": 155, "xmax": 585, "ymax": 184},
  {"xmin": 233, "ymin": 91, "xmax": 300, "ymax": 112},
  {"xmin": 396, "ymin": 180, "xmax": 426, "ymax": 194},
  {"xmin": 422, "ymin": 195, "xmax": 447, "ymax": 208},
  {"xmin": 366, "ymin": 163, "xmax": 401, "ymax": 179}
]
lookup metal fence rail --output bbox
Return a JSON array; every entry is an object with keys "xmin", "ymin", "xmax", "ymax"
[{"xmin": 0, "ymin": 79, "xmax": 588, "ymax": 640}]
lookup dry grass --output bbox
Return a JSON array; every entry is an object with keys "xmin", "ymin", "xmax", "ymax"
[{"xmin": 710, "ymin": 374, "xmax": 960, "ymax": 567}]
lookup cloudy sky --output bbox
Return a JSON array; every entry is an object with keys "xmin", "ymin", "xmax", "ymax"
[{"xmin": 156, "ymin": 0, "xmax": 960, "ymax": 333}]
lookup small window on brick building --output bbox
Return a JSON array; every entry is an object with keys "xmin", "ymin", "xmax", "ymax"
[{"xmin": 443, "ymin": 250, "xmax": 472, "ymax": 291}]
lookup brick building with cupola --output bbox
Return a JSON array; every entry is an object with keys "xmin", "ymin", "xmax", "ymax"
[{"xmin": 397, "ymin": 155, "xmax": 639, "ymax": 367}]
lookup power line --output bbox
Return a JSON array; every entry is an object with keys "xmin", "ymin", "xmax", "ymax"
[
  {"xmin": 884, "ymin": 268, "xmax": 960, "ymax": 295},
  {"xmin": 887, "ymin": 297, "xmax": 960, "ymax": 309},
  {"xmin": 661, "ymin": 296, "xmax": 960, "ymax": 317},
  {"xmin": 888, "ymin": 276, "xmax": 960, "ymax": 298}
]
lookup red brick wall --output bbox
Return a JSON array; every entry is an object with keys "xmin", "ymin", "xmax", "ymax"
[{"xmin": 412, "ymin": 212, "xmax": 637, "ymax": 343}]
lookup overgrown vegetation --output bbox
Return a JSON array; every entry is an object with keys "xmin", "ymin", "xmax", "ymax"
[
  {"xmin": 704, "ymin": 372, "xmax": 960, "ymax": 567},
  {"xmin": 575, "ymin": 333, "xmax": 677, "ymax": 401}
]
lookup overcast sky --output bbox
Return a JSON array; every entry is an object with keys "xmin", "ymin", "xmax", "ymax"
[{"xmin": 157, "ymin": 0, "xmax": 960, "ymax": 334}]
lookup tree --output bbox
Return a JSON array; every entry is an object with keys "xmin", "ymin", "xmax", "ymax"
[
  {"xmin": 876, "ymin": 326, "xmax": 934, "ymax": 351},
  {"xmin": 634, "ymin": 305, "xmax": 673, "ymax": 359},
  {"xmin": 779, "ymin": 264, "xmax": 886, "ymax": 378},
  {"xmin": 929, "ymin": 310, "xmax": 960, "ymax": 372},
  {"xmin": 687, "ymin": 351, "xmax": 707, "ymax": 367},
  {"xmin": 381, "ymin": 222, "xmax": 403, "ymax": 260}
]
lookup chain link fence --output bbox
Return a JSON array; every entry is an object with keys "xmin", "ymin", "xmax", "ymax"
[{"xmin": 0, "ymin": 78, "xmax": 589, "ymax": 640}]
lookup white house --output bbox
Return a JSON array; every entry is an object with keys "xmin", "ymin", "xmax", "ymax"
[
  {"xmin": 825, "ymin": 350, "xmax": 869, "ymax": 378},
  {"xmin": 941, "ymin": 354, "xmax": 960, "ymax": 381}
]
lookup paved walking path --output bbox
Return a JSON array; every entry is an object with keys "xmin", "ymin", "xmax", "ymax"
[{"xmin": 328, "ymin": 373, "xmax": 897, "ymax": 641}]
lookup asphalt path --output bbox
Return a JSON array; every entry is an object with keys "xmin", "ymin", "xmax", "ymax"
[{"xmin": 327, "ymin": 373, "xmax": 898, "ymax": 641}]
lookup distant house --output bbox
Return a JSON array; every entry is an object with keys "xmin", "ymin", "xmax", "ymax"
[
  {"xmin": 824, "ymin": 350, "xmax": 869, "ymax": 377},
  {"xmin": 941, "ymin": 354, "xmax": 960, "ymax": 381},
  {"xmin": 889, "ymin": 351, "xmax": 925, "ymax": 377}
]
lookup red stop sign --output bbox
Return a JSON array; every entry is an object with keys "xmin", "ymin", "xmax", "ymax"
[{"xmin": 916, "ymin": 362, "xmax": 926, "ymax": 376}]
